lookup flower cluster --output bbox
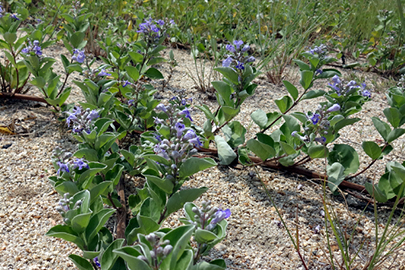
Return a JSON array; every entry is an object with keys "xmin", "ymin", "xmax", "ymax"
[
  {"xmin": 21, "ymin": 40, "xmax": 42, "ymax": 56},
  {"xmin": 72, "ymin": 49, "xmax": 85, "ymax": 63},
  {"xmin": 137, "ymin": 18, "xmax": 175, "ymax": 47},
  {"xmin": 328, "ymin": 75, "xmax": 372, "ymax": 98},
  {"xmin": 55, "ymin": 157, "xmax": 90, "ymax": 176},
  {"xmin": 306, "ymin": 44, "xmax": 327, "ymax": 56},
  {"xmin": 55, "ymin": 193, "xmax": 82, "ymax": 223},
  {"xmin": 188, "ymin": 201, "xmax": 231, "ymax": 231},
  {"xmin": 222, "ymin": 40, "xmax": 255, "ymax": 70},
  {"xmin": 137, "ymin": 233, "xmax": 173, "ymax": 268},
  {"xmin": 292, "ymin": 103, "xmax": 341, "ymax": 145},
  {"xmin": 65, "ymin": 106, "xmax": 100, "ymax": 134},
  {"xmin": 151, "ymin": 98, "xmax": 202, "ymax": 182}
]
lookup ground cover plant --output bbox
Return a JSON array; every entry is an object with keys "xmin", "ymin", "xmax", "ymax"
[{"xmin": 2, "ymin": 0, "xmax": 405, "ymax": 269}]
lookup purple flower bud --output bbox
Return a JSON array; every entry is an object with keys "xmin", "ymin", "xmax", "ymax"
[
  {"xmin": 183, "ymin": 129, "xmax": 197, "ymax": 140},
  {"xmin": 156, "ymin": 104, "xmax": 167, "ymax": 112},
  {"xmin": 222, "ymin": 56, "xmax": 233, "ymax": 67},
  {"xmin": 327, "ymin": 104, "xmax": 340, "ymax": 112},
  {"xmin": 315, "ymin": 136, "xmax": 326, "ymax": 144},
  {"xmin": 246, "ymin": 56, "xmax": 255, "ymax": 63},
  {"xmin": 241, "ymin": 44, "xmax": 250, "ymax": 52},
  {"xmin": 93, "ymin": 257, "xmax": 101, "ymax": 267},
  {"xmin": 86, "ymin": 110, "xmax": 99, "ymax": 120}
]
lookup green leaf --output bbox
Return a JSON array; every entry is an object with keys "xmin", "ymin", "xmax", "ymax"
[
  {"xmin": 71, "ymin": 212, "xmax": 92, "ymax": 234},
  {"xmin": 246, "ymin": 139, "xmax": 275, "ymax": 161},
  {"xmin": 327, "ymin": 162, "xmax": 346, "ymax": 192},
  {"xmin": 165, "ymin": 188, "xmax": 208, "ymax": 218},
  {"xmin": 214, "ymin": 67, "xmax": 239, "ymax": 85},
  {"xmin": 144, "ymin": 68, "xmax": 163, "ymax": 79},
  {"xmin": 365, "ymin": 182, "xmax": 389, "ymax": 203},
  {"xmin": 328, "ymin": 144, "xmax": 359, "ymax": 175},
  {"xmin": 100, "ymin": 239, "xmax": 125, "ymax": 270},
  {"xmin": 145, "ymin": 174, "xmax": 174, "ymax": 194},
  {"xmin": 125, "ymin": 215, "xmax": 160, "ymax": 245},
  {"xmin": 193, "ymin": 259, "xmax": 227, "ymax": 270},
  {"xmin": 215, "ymin": 136, "xmax": 237, "ymax": 165},
  {"xmin": 301, "ymin": 89, "xmax": 325, "ymax": 100},
  {"xmin": 4, "ymin": 32, "xmax": 17, "ymax": 44},
  {"xmin": 308, "ymin": 145, "xmax": 328, "ymax": 159},
  {"xmin": 300, "ymin": 70, "xmax": 313, "ymax": 90},
  {"xmin": 194, "ymin": 228, "xmax": 218, "ymax": 243},
  {"xmin": 113, "ymin": 247, "xmax": 152, "ymax": 270},
  {"xmin": 68, "ymin": 254, "xmax": 93, "ymax": 270},
  {"xmin": 161, "ymin": 225, "xmax": 195, "ymax": 270},
  {"xmin": 387, "ymin": 128, "xmax": 405, "ymax": 143},
  {"xmin": 362, "ymin": 141, "xmax": 382, "ymax": 160},
  {"xmin": 211, "ymin": 81, "xmax": 233, "ymax": 106},
  {"xmin": 90, "ymin": 181, "xmax": 112, "ymax": 203},
  {"xmin": 222, "ymin": 121, "xmax": 246, "ymax": 147},
  {"xmin": 125, "ymin": 66, "xmax": 140, "ymax": 81},
  {"xmin": 46, "ymin": 225, "xmax": 85, "ymax": 249},
  {"xmin": 293, "ymin": 59, "xmax": 310, "ymax": 71},
  {"xmin": 85, "ymin": 209, "xmax": 116, "ymax": 242},
  {"xmin": 384, "ymin": 107, "xmax": 402, "ymax": 128},
  {"xmin": 178, "ymin": 157, "xmax": 216, "ymax": 179},
  {"xmin": 128, "ymin": 52, "xmax": 144, "ymax": 63},
  {"xmin": 70, "ymin": 31, "xmax": 86, "ymax": 49},
  {"xmin": 283, "ymin": 80, "xmax": 299, "ymax": 100},
  {"xmin": 55, "ymin": 181, "xmax": 79, "ymax": 196},
  {"xmin": 274, "ymin": 95, "xmax": 293, "ymax": 113},
  {"xmin": 280, "ymin": 142, "xmax": 296, "ymax": 155},
  {"xmin": 251, "ymin": 109, "xmax": 268, "ymax": 129},
  {"xmin": 175, "ymin": 249, "xmax": 193, "ymax": 270},
  {"xmin": 334, "ymin": 118, "xmax": 360, "ymax": 131},
  {"xmin": 372, "ymin": 117, "xmax": 390, "ymax": 141}
]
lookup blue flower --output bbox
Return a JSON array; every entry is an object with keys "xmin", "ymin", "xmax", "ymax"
[
  {"xmin": 362, "ymin": 90, "xmax": 371, "ymax": 98},
  {"xmin": 72, "ymin": 158, "xmax": 89, "ymax": 170},
  {"xmin": 315, "ymin": 69, "xmax": 323, "ymax": 75},
  {"xmin": 235, "ymin": 61, "xmax": 244, "ymax": 70},
  {"xmin": 98, "ymin": 69, "xmax": 111, "ymax": 77},
  {"xmin": 207, "ymin": 208, "xmax": 231, "ymax": 230},
  {"xmin": 156, "ymin": 19, "xmax": 165, "ymax": 26},
  {"xmin": 331, "ymin": 75, "xmax": 341, "ymax": 84},
  {"xmin": 122, "ymin": 80, "xmax": 131, "ymax": 87},
  {"xmin": 226, "ymin": 44, "xmax": 236, "ymax": 53},
  {"xmin": 233, "ymin": 40, "xmax": 243, "ymax": 49},
  {"xmin": 57, "ymin": 161, "xmax": 70, "ymax": 175},
  {"xmin": 10, "ymin": 14, "xmax": 19, "ymax": 20},
  {"xmin": 183, "ymin": 129, "xmax": 197, "ymax": 140},
  {"xmin": 72, "ymin": 49, "xmax": 85, "ymax": 63},
  {"xmin": 175, "ymin": 122, "xmax": 185, "ymax": 137},
  {"xmin": 179, "ymin": 108, "xmax": 193, "ymax": 121},
  {"xmin": 222, "ymin": 56, "xmax": 233, "ymax": 67},
  {"xmin": 310, "ymin": 113, "xmax": 321, "ymax": 125},
  {"xmin": 189, "ymin": 136, "xmax": 202, "ymax": 147},
  {"xmin": 93, "ymin": 257, "xmax": 101, "ymax": 268}
]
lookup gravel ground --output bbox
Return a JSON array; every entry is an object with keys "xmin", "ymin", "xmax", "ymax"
[{"xmin": 1, "ymin": 44, "xmax": 405, "ymax": 270}]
